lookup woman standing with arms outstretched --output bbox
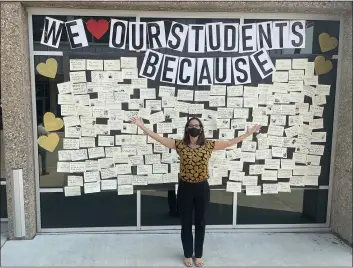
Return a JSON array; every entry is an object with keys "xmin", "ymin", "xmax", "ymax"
[{"xmin": 131, "ymin": 117, "xmax": 261, "ymax": 267}]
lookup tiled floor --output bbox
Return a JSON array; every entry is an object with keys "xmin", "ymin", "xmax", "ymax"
[{"xmin": 1, "ymin": 232, "xmax": 352, "ymax": 266}]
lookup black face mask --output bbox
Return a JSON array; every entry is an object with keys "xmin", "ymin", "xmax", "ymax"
[{"xmin": 188, "ymin": 128, "xmax": 201, "ymax": 137}]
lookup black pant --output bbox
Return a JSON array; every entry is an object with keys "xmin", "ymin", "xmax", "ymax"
[{"xmin": 177, "ymin": 180, "xmax": 210, "ymax": 258}]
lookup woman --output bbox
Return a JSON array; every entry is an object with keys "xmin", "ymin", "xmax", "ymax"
[{"xmin": 131, "ymin": 117, "xmax": 261, "ymax": 267}]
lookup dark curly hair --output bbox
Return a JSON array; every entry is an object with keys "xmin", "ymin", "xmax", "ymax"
[{"xmin": 183, "ymin": 117, "xmax": 206, "ymax": 146}]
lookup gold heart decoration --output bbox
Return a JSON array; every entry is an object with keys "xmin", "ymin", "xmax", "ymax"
[
  {"xmin": 38, "ymin": 133, "xmax": 60, "ymax": 152},
  {"xmin": 319, "ymin": 33, "xmax": 338, "ymax": 53},
  {"xmin": 314, "ymin": 56, "xmax": 333, "ymax": 75},
  {"xmin": 43, "ymin": 112, "xmax": 64, "ymax": 131},
  {"xmin": 36, "ymin": 58, "xmax": 58, "ymax": 78}
]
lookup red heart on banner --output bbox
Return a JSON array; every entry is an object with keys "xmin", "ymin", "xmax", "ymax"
[{"xmin": 86, "ymin": 19, "xmax": 109, "ymax": 40}]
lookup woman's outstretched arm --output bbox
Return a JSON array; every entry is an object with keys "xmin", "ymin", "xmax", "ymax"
[
  {"xmin": 130, "ymin": 117, "xmax": 176, "ymax": 150},
  {"xmin": 213, "ymin": 124, "xmax": 261, "ymax": 151}
]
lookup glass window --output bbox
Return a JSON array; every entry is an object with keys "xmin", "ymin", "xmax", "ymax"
[
  {"xmin": 34, "ymin": 56, "xmax": 65, "ymax": 187},
  {"xmin": 31, "ymin": 14, "xmax": 340, "ymax": 229},
  {"xmin": 141, "ymin": 190, "xmax": 180, "ymax": 226},
  {"xmin": 237, "ymin": 189, "xmax": 328, "ymax": 224},
  {"xmin": 207, "ymin": 190, "xmax": 233, "ymax": 225},
  {"xmin": 0, "ymin": 185, "xmax": 7, "ymax": 219},
  {"xmin": 40, "ymin": 192, "xmax": 137, "ymax": 228}
]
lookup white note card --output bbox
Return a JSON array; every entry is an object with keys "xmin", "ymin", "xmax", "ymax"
[
  {"xmin": 64, "ymin": 186, "xmax": 81, "ymax": 197},
  {"xmin": 118, "ymin": 185, "xmax": 134, "ymax": 195},
  {"xmin": 226, "ymin": 181, "xmax": 242, "ymax": 193},
  {"xmin": 64, "ymin": 139, "xmax": 80, "ymax": 150}
]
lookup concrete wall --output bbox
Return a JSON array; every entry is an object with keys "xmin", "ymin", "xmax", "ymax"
[
  {"xmin": 0, "ymin": 1, "xmax": 351, "ymax": 243},
  {"xmin": 0, "ymin": 2, "xmax": 37, "ymax": 239},
  {"xmin": 330, "ymin": 12, "xmax": 353, "ymax": 246}
]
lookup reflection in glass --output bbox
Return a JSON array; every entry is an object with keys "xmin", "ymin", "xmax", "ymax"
[
  {"xmin": 40, "ymin": 192, "xmax": 137, "ymax": 228},
  {"xmin": 237, "ymin": 189, "xmax": 328, "ymax": 224},
  {"xmin": 35, "ymin": 56, "xmax": 65, "ymax": 187}
]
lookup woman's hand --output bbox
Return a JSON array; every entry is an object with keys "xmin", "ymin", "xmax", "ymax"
[
  {"xmin": 130, "ymin": 117, "xmax": 144, "ymax": 128},
  {"xmin": 247, "ymin": 124, "xmax": 261, "ymax": 134}
]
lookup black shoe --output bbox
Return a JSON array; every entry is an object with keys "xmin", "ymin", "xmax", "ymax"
[{"xmin": 42, "ymin": 171, "xmax": 50, "ymax": 176}]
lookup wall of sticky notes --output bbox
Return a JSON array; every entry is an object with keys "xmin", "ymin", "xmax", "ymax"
[{"xmin": 57, "ymin": 50, "xmax": 337, "ymax": 197}]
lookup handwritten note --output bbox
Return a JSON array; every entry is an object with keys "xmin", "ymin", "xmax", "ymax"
[
  {"xmin": 70, "ymin": 59, "xmax": 86, "ymax": 71},
  {"xmin": 67, "ymin": 175, "xmax": 83, "ymax": 186},
  {"xmin": 263, "ymin": 184, "xmax": 278, "ymax": 194},
  {"xmin": 307, "ymin": 155, "xmax": 321, "ymax": 166},
  {"xmin": 281, "ymin": 159, "xmax": 295, "ymax": 169},
  {"xmin": 219, "ymin": 129, "xmax": 234, "ymax": 139},
  {"xmin": 115, "ymin": 164, "xmax": 132, "ymax": 175},
  {"xmin": 264, "ymin": 159, "xmax": 280, "ymax": 170},
  {"xmin": 309, "ymin": 144, "xmax": 325, "ymax": 156},
  {"xmin": 267, "ymin": 125, "xmax": 284, "ymax": 136},
  {"xmin": 278, "ymin": 169, "xmax": 292, "ymax": 178},
  {"xmin": 293, "ymin": 152, "xmax": 307, "ymax": 164},
  {"xmin": 64, "ymin": 186, "xmax": 81, "ymax": 197},
  {"xmin": 242, "ymin": 141, "xmax": 257, "ymax": 152},
  {"xmin": 118, "ymin": 185, "xmax": 134, "ymax": 195},
  {"xmin": 85, "ymin": 160, "xmax": 100, "ymax": 171},
  {"xmin": 87, "ymin": 59, "xmax": 103, "ymax": 70},
  {"xmin": 272, "ymin": 71, "xmax": 289, "ymax": 83},
  {"xmin": 100, "ymin": 167, "xmax": 116, "ymax": 179},
  {"xmin": 104, "ymin": 60, "xmax": 120, "ymax": 71},
  {"xmin": 246, "ymin": 185, "xmax": 261, "ymax": 196},
  {"xmin": 262, "ymin": 170, "xmax": 278, "ymax": 181},
  {"xmin": 209, "ymin": 96, "xmax": 226, "ymax": 107},
  {"xmin": 117, "ymin": 175, "xmax": 133, "ymax": 185},
  {"xmin": 63, "ymin": 138, "xmax": 80, "ymax": 150},
  {"xmin": 255, "ymin": 149, "xmax": 272, "ymax": 160},
  {"xmin": 226, "ymin": 181, "xmax": 242, "ymax": 193},
  {"xmin": 57, "ymin": 162, "xmax": 70, "ymax": 173},
  {"xmin": 148, "ymin": 174, "xmax": 163, "ymax": 184},
  {"xmin": 70, "ymin": 71, "xmax": 86, "ymax": 83},
  {"xmin": 84, "ymin": 181, "xmax": 101, "ymax": 194},
  {"xmin": 121, "ymin": 57, "xmax": 137, "ymax": 68},
  {"xmin": 57, "ymin": 82, "xmax": 72, "ymax": 94},
  {"xmin": 233, "ymin": 108, "xmax": 249, "ymax": 119},
  {"xmin": 145, "ymin": 154, "xmax": 161, "ymax": 165},
  {"xmin": 276, "ymin": 59, "xmax": 291, "ymax": 70},
  {"xmin": 210, "ymin": 85, "xmax": 226, "ymax": 95},
  {"xmin": 140, "ymin": 88, "xmax": 156, "ymax": 99},
  {"xmin": 278, "ymin": 182, "xmax": 291, "ymax": 192},
  {"xmin": 243, "ymin": 176, "xmax": 258, "ymax": 186},
  {"xmin": 71, "ymin": 149, "xmax": 88, "ymax": 161},
  {"xmin": 88, "ymin": 147, "xmax": 105, "ymax": 159},
  {"xmin": 194, "ymin": 90, "xmax": 210, "ymax": 101},
  {"xmin": 227, "ymin": 85, "xmax": 243, "ymax": 96},
  {"xmin": 249, "ymin": 164, "xmax": 265, "ymax": 175},
  {"xmin": 292, "ymin": 58, "xmax": 308, "ymax": 70},
  {"xmin": 177, "ymin": 89, "xmax": 194, "ymax": 101},
  {"xmin": 101, "ymin": 179, "xmax": 118, "ymax": 190},
  {"xmin": 69, "ymin": 162, "xmax": 86, "ymax": 173},
  {"xmin": 132, "ymin": 176, "xmax": 148, "ymax": 186},
  {"xmin": 153, "ymin": 164, "xmax": 168, "ymax": 174},
  {"xmin": 149, "ymin": 111, "xmax": 165, "ymax": 125}
]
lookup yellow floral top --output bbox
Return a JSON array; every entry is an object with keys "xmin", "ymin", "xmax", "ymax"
[{"xmin": 175, "ymin": 139, "xmax": 215, "ymax": 183}]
